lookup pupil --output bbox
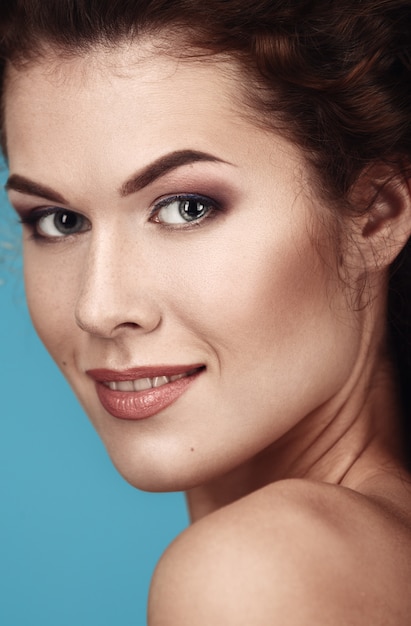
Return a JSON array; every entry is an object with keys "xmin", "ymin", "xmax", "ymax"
[
  {"xmin": 55, "ymin": 211, "xmax": 79, "ymax": 232},
  {"xmin": 180, "ymin": 199, "xmax": 206, "ymax": 221}
]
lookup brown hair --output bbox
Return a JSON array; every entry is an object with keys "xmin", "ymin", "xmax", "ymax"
[{"xmin": 1, "ymin": 0, "xmax": 411, "ymax": 454}]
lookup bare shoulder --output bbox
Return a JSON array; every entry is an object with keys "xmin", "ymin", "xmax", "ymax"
[{"xmin": 148, "ymin": 479, "xmax": 411, "ymax": 625}]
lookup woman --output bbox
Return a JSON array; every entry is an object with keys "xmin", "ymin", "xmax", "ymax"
[{"xmin": 1, "ymin": 0, "xmax": 411, "ymax": 623}]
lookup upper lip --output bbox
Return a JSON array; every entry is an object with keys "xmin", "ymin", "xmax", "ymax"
[{"xmin": 86, "ymin": 364, "xmax": 205, "ymax": 382}]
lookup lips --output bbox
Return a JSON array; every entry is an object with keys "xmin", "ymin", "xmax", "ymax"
[
  {"xmin": 87, "ymin": 365, "xmax": 204, "ymax": 420},
  {"xmin": 104, "ymin": 371, "xmax": 190, "ymax": 392}
]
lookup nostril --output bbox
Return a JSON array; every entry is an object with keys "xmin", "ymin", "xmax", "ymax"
[
  {"xmin": 117, "ymin": 321, "xmax": 143, "ymax": 330},
  {"xmin": 75, "ymin": 301, "xmax": 162, "ymax": 338}
]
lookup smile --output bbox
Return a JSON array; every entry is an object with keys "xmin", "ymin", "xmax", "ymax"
[
  {"xmin": 87, "ymin": 365, "xmax": 204, "ymax": 420},
  {"xmin": 103, "ymin": 371, "xmax": 192, "ymax": 392}
]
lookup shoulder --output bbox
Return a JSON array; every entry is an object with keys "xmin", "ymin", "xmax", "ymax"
[{"xmin": 148, "ymin": 479, "xmax": 411, "ymax": 626}]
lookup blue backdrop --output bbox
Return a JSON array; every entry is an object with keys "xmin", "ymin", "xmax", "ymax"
[{"xmin": 0, "ymin": 161, "xmax": 188, "ymax": 626}]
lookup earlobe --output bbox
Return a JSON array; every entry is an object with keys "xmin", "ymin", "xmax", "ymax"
[{"xmin": 351, "ymin": 165, "xmax": 411, "ymax": 271}]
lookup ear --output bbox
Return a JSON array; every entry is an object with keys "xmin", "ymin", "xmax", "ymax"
[{"xmin": 349, "ymin": 164, "xmax": 411, "ymax": 272}]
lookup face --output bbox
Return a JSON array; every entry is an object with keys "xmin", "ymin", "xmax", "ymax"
[{"xmin": 5, "ymin": 42, "xmax": 363, "ymax": 491}]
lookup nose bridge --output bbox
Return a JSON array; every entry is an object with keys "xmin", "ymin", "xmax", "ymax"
[{"xmin": 75, "ymin": 229, "xmax": 160, "ymax": 337}]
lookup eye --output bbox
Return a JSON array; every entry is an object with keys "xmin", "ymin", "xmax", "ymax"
[
  {"xmin": 22, "ymin": 208, "xmax": 91, "ymax": 239},
  {"xmin": 151, "ymin": 194, "xmax": 219, "ymax": 226}
]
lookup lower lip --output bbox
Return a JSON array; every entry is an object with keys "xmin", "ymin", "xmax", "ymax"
[{"xmin": 95, "ymin": 371, "xmax": 201, "ymax": 420}]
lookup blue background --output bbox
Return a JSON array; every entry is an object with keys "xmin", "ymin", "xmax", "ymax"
[{"xmin": 0, "ymin": 160, "xmax": 188, "ymax": 625}]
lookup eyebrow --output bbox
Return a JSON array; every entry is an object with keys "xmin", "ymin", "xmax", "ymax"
[
  {"xmin": 119, "ymin": 149, "xmax": 230, "ymax": 196},
  {"xmin": 5, "ymin": 149, "xmax": 231, "ymax": 203},
  {"xmin": 5, "ymin": 175, "xmax": 68, "ymax": 204}
]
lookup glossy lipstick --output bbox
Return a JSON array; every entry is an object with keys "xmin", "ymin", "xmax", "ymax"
[{"xmin": 87, "ymin": 365, "xmax": 204, "ymax": 420}]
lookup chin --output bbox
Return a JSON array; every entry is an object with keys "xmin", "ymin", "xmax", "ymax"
[
  {"xmin": 101, "ymin": 438, "xmax": 208, "ymax": 493},
  {"xmin": 112, "ymin": 462, "xmax": 203, "ymax": 493}
]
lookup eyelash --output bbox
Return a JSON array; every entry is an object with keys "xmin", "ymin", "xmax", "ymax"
[
  {"xmin": 18, "ymin": 207, "xmax": 90, "ymax": 241},
  {"xmin": 18, "ymin": 193, "xmax": 222, "ymax": 241},
  {"xmin": 150, "ymin": 193, "xmax": 221, "ymax": 228}
]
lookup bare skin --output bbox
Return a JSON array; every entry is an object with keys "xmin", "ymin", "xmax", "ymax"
[
  {"xmin": 150, "ymin": 478, "xmax": 411, "ymax": 625},
  {"xmin": 4, "ymin": 41, "xmax": 411, "ymax": 624}
]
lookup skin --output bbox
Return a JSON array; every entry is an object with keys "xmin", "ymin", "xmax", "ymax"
[{"xmin": 4, "ymin": 41, "xmax": 411, "ymax": 623}]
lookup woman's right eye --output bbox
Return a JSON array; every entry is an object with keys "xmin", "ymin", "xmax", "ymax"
[{"xmin": 21, "ymin": 209, "xmax": 91, "ymax": 240}]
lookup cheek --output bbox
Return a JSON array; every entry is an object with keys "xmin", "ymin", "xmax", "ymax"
[
  {"xmin": 165, "ymin": 223, "xmax": 331, "ymax": 354},
  {"xmin": 23, "ymin": 250, "xmax": 76, "ymax": 362},
  {"xmin": 162, "ymin": 217, "xmax": 360, "ymax": 417}
]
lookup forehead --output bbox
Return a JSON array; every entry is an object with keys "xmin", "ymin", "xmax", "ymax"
[
  {"xmin": 3, "ymin": 41, "xmax": 309, "ymax": 210},
  {"xmin": 4, "ymin": 44, "xmax": 244, "ymax": 158},
  {"xmin": 4, "ymin": 45, "xmax": 254, "ymax": 176}
]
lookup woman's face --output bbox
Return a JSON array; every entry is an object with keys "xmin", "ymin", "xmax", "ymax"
[{"xmin": 5, "ymin": 44, "xmax": 362, "ymax": 490}]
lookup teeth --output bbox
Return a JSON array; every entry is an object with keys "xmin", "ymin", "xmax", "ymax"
[
  {"xmin": 169, "ymin": 373, "xmax": 185, "ymax": 382},
  {"xmin": 133, "ymin": 377, "xmax": 153, "ymax": 392},
  {"xmin": 117, "ymin": 380, "xmax": 135, "ymax": 391},
  {"xmin": 152, "ymin": 376, "xmax": 169, "ymax": 388},
  {"xmin": 104, "ymin": 369, "xmax": 198, "ymax": 391}
]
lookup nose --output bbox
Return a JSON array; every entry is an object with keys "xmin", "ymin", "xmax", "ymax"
[{"xmin": 74, "ymin": 232, "xmax": 161, "ymax": 338}]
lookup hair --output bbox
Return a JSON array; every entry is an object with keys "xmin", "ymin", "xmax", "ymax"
[{"xmin": 1, "ymin": 0, "xmax": 411, "ymax": 458}]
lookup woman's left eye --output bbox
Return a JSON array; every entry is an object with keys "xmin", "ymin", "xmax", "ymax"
[{"xmin": 150, "ymin": 195, "xmax": 219, "ymax": 226}]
